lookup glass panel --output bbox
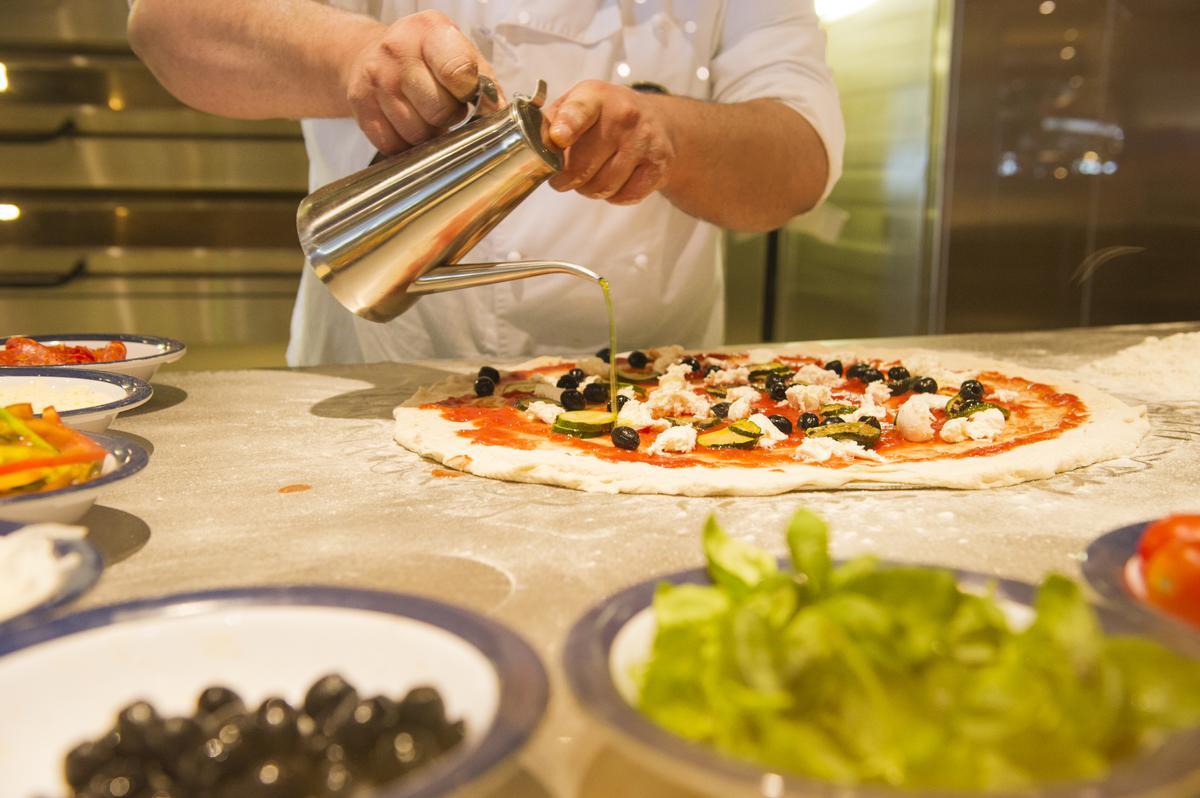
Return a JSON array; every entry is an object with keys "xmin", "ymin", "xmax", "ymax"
[
  {"xmin": 941, "ymin": 0, "xmax": 1200, "ymax": 332},
  {"xmin": 772, "ymin": 0, "xmax": 945, "ymax": 341}
]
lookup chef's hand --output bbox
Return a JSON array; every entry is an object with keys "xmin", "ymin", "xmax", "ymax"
[
  {"xmin": 543, "ymin": 81, "xmax": 676, "ymax": 205},
  {"xmin": 343, "ymin": 10, "xmax": 503, "ymax": 155}
]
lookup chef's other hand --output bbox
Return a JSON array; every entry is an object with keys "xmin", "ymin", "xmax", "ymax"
[
  {"xmin": 544, "ymin": 81, "xmax": 675, "ymax": 205},
  {"xmin": 344, "ymin": 10, "xmax": 503, "ymax": 155}
]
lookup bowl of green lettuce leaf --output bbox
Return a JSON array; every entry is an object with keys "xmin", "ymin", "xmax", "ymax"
[{"xmin": 564, "ymin": 510, "xmax": 1200, "ymax": 797}]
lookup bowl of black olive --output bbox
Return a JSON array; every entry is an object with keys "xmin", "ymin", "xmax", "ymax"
[{"xmin": 0, "ymin": 586, "xmax": 547, "ymax": 798}]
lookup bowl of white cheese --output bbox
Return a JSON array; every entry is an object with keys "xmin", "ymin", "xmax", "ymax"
[
  {"xmin": 0, "ymin": 368, "xmax": 153, "ymax": 432},
  {"xmin": 0, "ymin": 521, "xmax": 102, "ymax": 632}
]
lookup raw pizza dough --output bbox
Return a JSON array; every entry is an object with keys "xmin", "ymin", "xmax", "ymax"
[{"xmin": 392, "ymin": 346, "xmax": 1148, "ymax": 495}]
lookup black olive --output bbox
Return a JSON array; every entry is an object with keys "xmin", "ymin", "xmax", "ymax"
[
  {"xmin": 765, "ymin": 373, "xmax": 788, "ymax": 390},
  {"xmin": 365, "ymin": 727, "xmax": 441, "ymax": 783},
  {"xmin": 225, "ymin": 757, "xmax": 307, "ymax": 798},
  {"xmin": 627, "ymin": 350, "xmax": 649, "ymax": 369},
  {"xmin": 583, "ymin": 382, "xmax": 609, "ymax": 404},
  {"xmin": 184, "ymin": 716, "xmax": 254, "ymax": 786},
  {"xmin": 555, "ymin": 374, "xmax": 579, "ymax": 389},
  {"xmin": 560, "ymin": 389, "xmax": 585, "ymax": 411},
  {"xmin": 436, "ymin": 718, "xmax": 466, "ymax": 751},
  {"xmin": 477, "ymin": 366, "xmax": 500, "ymax": 384},
  {"xmin": 769, "ymin": 385, "xmax": 787, "ymax": 402},
  {"xmin": 767, "ymin": 415, "xmax": 793, "ymax": 435},
  {"xmin": 87, "ymin": 760, "xmax": 149, "ymax": 798},
  {"xmin": 960, "ymin": 379, "xmax": 985, "ymax": 401},
  {"xmin": 596, "ymin": 347, "xmax": 611, "ymax": 363},
  {"xmin": 473, "ymin": 376, "xmax": 495, "ymax": 397},
  {"xmin": 568, "ymin": 368, "xmax": 586, "ymax": 382},
  {"xmin": 196, "ymin": 687, "xmax": 245, "ymax": 723},
  {"xmin": 680, "ymin": 356, "xmax": 702, "ymax": 373},
  {"xmin": 913, "ymin": 376, "xmax": 938, "ymax": 394},
  {"xmin": 315, "ymin": 760, "xmax": 355, "ymax": 797},
  {"xmin": 863, "ymin": 417, "xmax": 882, "ymax": 429},
  {"xmin": 845, "ymin": 363, "xmax": 867, "ymax": 380},
  {"xmin": 888, "ymin": 379, "xmax": 912, "ymax": 397},
  {"xmin": 330, "ymin": 699, "xmax": 388, "ymax": 762},
  {"xmin": 303, "ymin": 675, "xmax": 358, "ymax": 728},
  {"xmin": 824, "ymin": 360, "xmax": 844, "ymax": 376},
  {"xmin": 149, "ymin": 716, "xmax": 206, "ymax": 770},
  {"xmin": 397, "ymin": 687, "xmax": 448, "ymax": 729},
  {"xmin": 254, "ymin": 698, "xmax": 301, "ymax": 755},
  {"xmin": 860, "ymin": 367, "xmax": 884, "ymax": 383},
  {"xmin": 115, "ymin": 701, "xmax": 161, "ymax": 758},
  {"xmin": 703, "ymin": 364, "xmax": 720, "ymax": 377},
  {"xmin": 65, "ymin": 740, "xmax": 110, "ymax": 789},
  {"xmin": 887, "ymin": 366, "xmax": 910, "ymax": 382},
  {"xmin": 611, "ymin": 426, "xmax": 640, "ymax": 451},
  {"xmin": 711, "ymin": 402, "xmax": 730, "ymax": 418},
  {"xmin": 608, "ymin": 394, "xmax": 630, "ymax": 413},
  {"xmin": 798, "ymin": 412, "xmax": 820, "ymax": 430},
  {"xmin": 822, "ymin": 415, "xmax": 845, "ymax": 426}
]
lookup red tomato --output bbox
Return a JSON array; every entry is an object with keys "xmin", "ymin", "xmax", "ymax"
[
  {"xmin": 1143, "ymin": 539, "xmax": 1200, "ymax": 627},
  {"xmin": 1137, "ymin": 514, "xmax": 1200, "ymax": 565}
]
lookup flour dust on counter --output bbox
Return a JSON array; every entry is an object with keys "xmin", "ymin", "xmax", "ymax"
[{"xmin": 1077, "ymin": 331, "xmax": 1200, "ymax": 403}]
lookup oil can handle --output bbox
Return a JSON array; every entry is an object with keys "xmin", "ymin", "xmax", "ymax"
[{"xmin": 368, "ymin": 75, "xmax": 502, "ymax": 167}]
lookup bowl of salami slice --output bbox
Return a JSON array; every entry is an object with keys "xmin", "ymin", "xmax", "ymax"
[{"xmin": 1, "ymin": 334, "xmax": 186, "ymax": 381}]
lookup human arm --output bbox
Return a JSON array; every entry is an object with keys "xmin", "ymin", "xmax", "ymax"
[
  {"xmin": 543, "ymin": 85, "xmax": 829, "ymax": 233},
  {"xmin": 126, "ymin": 0, "xmax": 498, "ymax": 154}
]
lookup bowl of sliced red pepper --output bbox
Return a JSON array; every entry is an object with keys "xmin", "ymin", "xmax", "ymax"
[{"xmin": 0, "ymin": 404, "xmax": 148, "ymax": 524}]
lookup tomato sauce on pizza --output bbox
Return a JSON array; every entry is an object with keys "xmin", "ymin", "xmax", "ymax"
[{"xmin": 422, "ymin": 347, "xmax": 1088, "ymax": 470}]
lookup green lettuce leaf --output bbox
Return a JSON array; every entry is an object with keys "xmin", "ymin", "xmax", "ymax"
[{"xmin": 702, "ymin": 514, "xmax": 776, "ymax": 597}]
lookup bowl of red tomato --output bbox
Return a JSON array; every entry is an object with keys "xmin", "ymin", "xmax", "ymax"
[{"xmin": 1084, "ymin": 515, "xmax": 1200, "ymax": 630}]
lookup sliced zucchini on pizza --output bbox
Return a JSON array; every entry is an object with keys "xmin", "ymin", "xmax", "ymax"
[
  {"xmin": 551, "ymin": 410, "xmax": 616, "ymax": 438},
  {"xmin": 805, "ymin": 421, "xmax": 882, "ymax": 448}
]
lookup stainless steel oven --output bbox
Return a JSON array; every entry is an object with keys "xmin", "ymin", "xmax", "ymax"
[{"xmin": 0, "ymin": 0, "xmax": 308, "ymax": 366}]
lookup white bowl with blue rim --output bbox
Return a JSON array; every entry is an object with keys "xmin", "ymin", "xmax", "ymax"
[
  {"xmin": 0, "ymin": 431, "xmax": 149, "ymax": 524},
  {"xmin": 0, "ymin": 367, "xmax": 153, "ymax": 432},
  {"xmin": 0, "ymin": 520, "xmax": 103, "ymax": 632},
  {"xmin": 564, "ymin": 564, "xmax": 1200, "ymax": 798},
  {"xmin": 0, "ymin": 586, "xmax": 549, "ymax": 798},
  {"xmin": 1, "ymin": 333, "xmax": 186, "ymax": 381}
]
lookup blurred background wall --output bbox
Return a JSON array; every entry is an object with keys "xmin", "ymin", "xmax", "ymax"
[{"xmin": 1, "ymin": 0, "xmax": 1197, "ymax": 363}]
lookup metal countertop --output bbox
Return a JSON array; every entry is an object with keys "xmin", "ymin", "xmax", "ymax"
[{"xmin": 76, "ymin": 322, "xmax": 1200, "ymax": 798}]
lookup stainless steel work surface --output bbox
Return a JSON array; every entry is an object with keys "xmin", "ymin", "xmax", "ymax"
[{"xmin": 74, "ymin": 322, "xmax": 1200, "ymax": 798}]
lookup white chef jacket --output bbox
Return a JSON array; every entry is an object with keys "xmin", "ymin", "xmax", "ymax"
[{"xmin": 289, "ymin": 0, "xmax": 844, "ymax": 365}]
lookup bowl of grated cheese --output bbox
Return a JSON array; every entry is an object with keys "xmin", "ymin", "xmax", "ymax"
[{"xmin": 0, "ymin": 368, "xmax": 152, "ymax": 432}]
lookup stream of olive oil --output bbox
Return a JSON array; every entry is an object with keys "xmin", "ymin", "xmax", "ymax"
[{"xmin": 599, "ymin": 277, "xmax": 618, "ymax": 419}]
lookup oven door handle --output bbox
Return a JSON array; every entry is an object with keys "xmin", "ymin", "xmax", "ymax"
[
  {"xmin": 0, "ymin": 257, "xmax": 87, "ymax": 288},
  {"xmin": 0, "ymin": 119, "xmax": 77, "ymax": 144}
]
